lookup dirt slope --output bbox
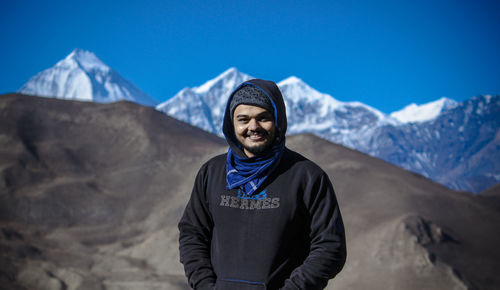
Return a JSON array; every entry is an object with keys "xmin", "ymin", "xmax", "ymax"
[{"xmin": 1, "ymin": 94, "xmax": 499, "ymax": 290}]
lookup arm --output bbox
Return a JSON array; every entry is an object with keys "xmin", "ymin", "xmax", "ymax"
[
  {"xmin": 178, "ymin": 165, "xmax": 216, "ymax": 290},
  {"xmin": 282, "ymin": 172, "xmax": 346, "ymax": 290}
]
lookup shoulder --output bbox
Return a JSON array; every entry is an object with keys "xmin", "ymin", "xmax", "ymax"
[
  {"xmin": 205, "ymin": 153, "xmax": 227, "ymax": 166},
  {"xmin": 198, "ymin": 153, "xmax": 227, "ymax": 174},
  {"xmin": 192, "ymin": 153, "xmax": 227, "ymax": 187},
  {"xmin": 281, "ymin": 147, "xmax": 326, "ymax": 176},
  {"xmin": 281, "ymin": 148, "xmax": 338, "ymax": 205},
  {"xmin": 273, "ymin": 147, "xmax": 332, "ymax": 188}
]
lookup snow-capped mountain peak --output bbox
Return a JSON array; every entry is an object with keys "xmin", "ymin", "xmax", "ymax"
[
  {"xmin": 279, "ymin": 76, "xmax": 303, "ymax": 86},
  {"xmin": 156, "ymin": 67, "xmax": 253, "ymax": 135},
  {"xmin": 18, "ymin": 49, "xmax": 157, "ymax": 106},
  {"xmin": 277, "ymin": 76, "xmax": 392, "ymax": 125},
  {"xmin": 65, "ymin": 48, "xmax": 109, "ymax": 73},
  {"xmin": 390, "ymin": 97, "xmax": 458, "ymax": 123},
  {"xmin": 193, "ymin": 67, "xmax": 252, "ymax": 94},
  {"xmin": 278, "ymin": 76, "xmax": 342, "ymax": 108}
]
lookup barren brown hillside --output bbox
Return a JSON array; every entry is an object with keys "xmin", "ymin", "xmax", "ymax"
[{"xmin": 0, "ymin": 94, "xmax": 499, "ymax": 290}]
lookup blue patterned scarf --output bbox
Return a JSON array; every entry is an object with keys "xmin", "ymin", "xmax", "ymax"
[{"xmin": 226, "ymin": 142, "xmax": 285, "ymax": 197}]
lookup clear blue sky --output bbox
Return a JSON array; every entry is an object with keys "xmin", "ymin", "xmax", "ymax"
[{"xmin": 1, "ymin": 0, "xmax": 499, "ymax": 113}]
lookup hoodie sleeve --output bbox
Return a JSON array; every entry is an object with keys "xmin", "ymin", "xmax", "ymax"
[
  {"xmin": 178, "ymin": 164, "xmax": 216, "ymax": 290},
  {"xmin": 281, "ymin": 172, "xmax": 346, "ymax": 290}
]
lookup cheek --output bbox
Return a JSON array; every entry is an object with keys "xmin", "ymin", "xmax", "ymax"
[
  {"xmin": 263, "ymin": 123, "xmax": 275, "ymax": 134},
  {"xmin": 233, "ymin": 124, "xmax": 245, "ymax": 135}
]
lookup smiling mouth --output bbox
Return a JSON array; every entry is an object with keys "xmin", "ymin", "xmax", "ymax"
[
  {"xmin": 248, "ymin": 135, "xmax": 264, "ymax": 141},
  {"xmin": 247, "ymin": 132, "xmax": 267, "ymax": 141}
]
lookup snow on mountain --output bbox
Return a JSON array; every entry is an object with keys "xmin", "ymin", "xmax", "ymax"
[
  {"xmin": 156, "ymin": 67, "xmax": 252, "ymax": 134},
  {"xmin": 368, "ymin": 94, "xmax": 499, "ymax": 192},
  {"xmin": 278, "ymin": 76, "xmax": 343, "ymax": 132},
  {"xmin": 277, "ymin": 76, "xmax": 398, "ymax": 148},
  {"xmin": 390, "ymin": 97, "xmax": 458, "ymax": 123},
  {"xmin": 158, "ymin": 69, "xmax": 395, "ymax": 151},
  {"xmin": 18, "ymin": 49, "xmax": 157, "ymax": 107}
]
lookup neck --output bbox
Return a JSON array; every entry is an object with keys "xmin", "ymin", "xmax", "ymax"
[{"xmin": 243, "ymin": 149, "xmax": 255, "ymax": 158}]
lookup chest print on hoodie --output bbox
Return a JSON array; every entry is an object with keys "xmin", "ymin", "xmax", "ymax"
[{"xmin": 219, "ymin": 189, "xmax": 280, "ymax": 210}]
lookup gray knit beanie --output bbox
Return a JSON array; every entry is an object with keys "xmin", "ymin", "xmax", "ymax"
[{"xmin": 230, "ymin": 85, "xmax": 274, "ymax": 119}]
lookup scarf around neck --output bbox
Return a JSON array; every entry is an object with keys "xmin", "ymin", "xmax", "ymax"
[{"xmin": 226, "ymin": 142, "xmax": 285, "ymax": 197}]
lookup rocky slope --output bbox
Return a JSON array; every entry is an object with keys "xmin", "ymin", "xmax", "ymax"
[
  {"xmin": 0, "ymin": 93, "xmax": 223, "ymax": 289},
  {"xmin": 1, "ymin": 94, "xmax": 499, "ymax": 289}
]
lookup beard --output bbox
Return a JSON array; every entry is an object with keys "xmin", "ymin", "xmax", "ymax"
[
  {"xmin": 241, "ymin": 129, "xmax": 275, "ymax": 156},
  {"xmin": 243, "ymin": 142, "xmax": 273, "ymax": 156}
]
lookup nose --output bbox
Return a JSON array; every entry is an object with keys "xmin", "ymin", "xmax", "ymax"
[{"xmin": 248, "ymin": 118, "xmax": 260, "ymax": 131}]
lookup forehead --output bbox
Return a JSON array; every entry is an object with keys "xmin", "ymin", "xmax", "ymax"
[{"xmin": 233, "ymin": 104, "xmax": 272, "ymax": 116}]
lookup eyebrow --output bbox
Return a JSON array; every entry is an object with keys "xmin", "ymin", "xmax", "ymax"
[{"xmin": 235, "ymin": 111, "xmax": 272, "ymax": 119}]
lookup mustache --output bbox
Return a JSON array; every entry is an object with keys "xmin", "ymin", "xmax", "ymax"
[{"xmin": 246, "ymin": 129, "xmax": 269, "ymax": 137}]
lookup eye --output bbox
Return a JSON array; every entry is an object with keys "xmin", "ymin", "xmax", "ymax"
[{"xmin": 259, "ymin": 115, "xmax": 273, "ymax": 122}]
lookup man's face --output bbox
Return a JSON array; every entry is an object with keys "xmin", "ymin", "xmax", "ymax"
[{"xmin": 233, "ymin": 104, "xmax": 276, "ymax": 158}]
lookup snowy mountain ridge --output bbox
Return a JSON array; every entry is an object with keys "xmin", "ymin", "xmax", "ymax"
[
  {"xmin": 276, "ymin": 76, "xmax": 401, "ymax": 150},
  {"xmin": 390, "ymin": 97, "xmax": 458, "ymax": 123},
  {"xmin": 18, "ymin": 49, "xmax": 157, "ymax": 106},
  {"xmin": 157, "ymin": 69, "xmax": 397, "ymax": 143},
  {"xmin": 158, "ymin": 68, "xmax": 499, "ymax": 193}
]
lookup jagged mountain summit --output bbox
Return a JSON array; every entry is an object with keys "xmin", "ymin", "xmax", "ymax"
[
  {"xmin": 156, "ymin": 67, "xmax": 252, "ymax": 133},
  {"xmin": 159, "ymin": 68, "xmax": 499, "ymax": 193},
  {"xmin": 18, "ymin": 49, "xmax": 157, "ymax": 106},
  {"xmin": 278, "ymin": 76, "xmax": 399, "ymax": 149}
]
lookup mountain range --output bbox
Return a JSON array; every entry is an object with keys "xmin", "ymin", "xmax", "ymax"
[
  {"xmin": 157, "ymin": 68, "xmax": 499, "ymax": 193},
  {"xmin": 17, "ymin": 49, "xmax": 500, "ymax": 193},
  {"xmin": 1, "ymin": 93, "xmax": 499, "ymax": 289}
]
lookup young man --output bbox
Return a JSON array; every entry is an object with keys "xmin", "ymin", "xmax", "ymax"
[{"xmin": 178, "ymin": 79, "xmax": 346, "ymax": 290}]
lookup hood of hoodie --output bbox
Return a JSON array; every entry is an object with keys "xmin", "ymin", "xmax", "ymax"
[{"xmin": 222, "ymin": 79, "xmax": 287, "ymax": 157}]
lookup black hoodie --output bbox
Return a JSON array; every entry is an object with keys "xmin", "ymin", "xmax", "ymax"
[{"xmin": 179, "ymin": 79, "xmax": 346, "ymax": 290}]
